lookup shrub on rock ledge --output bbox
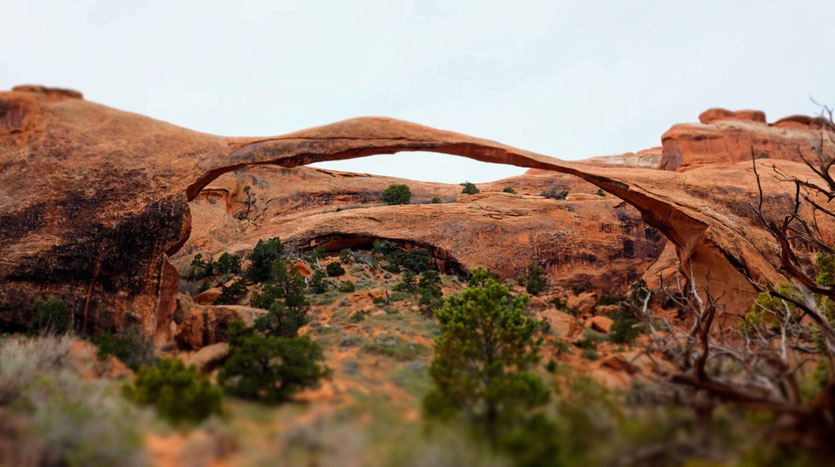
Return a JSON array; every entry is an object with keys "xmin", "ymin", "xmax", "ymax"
[{"xmin": 382, "ymin": 184, "xmax": 412, "ymax": 205}]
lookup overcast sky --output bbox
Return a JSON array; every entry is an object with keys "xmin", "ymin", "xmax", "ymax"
[{"xmin": 3, "ymin": 1, "xmax": 834, "ymax": 183}]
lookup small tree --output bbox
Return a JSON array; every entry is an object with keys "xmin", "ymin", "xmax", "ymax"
[
  {"xmin": 503, "ymin": 187, "xmax": 517, "ymax": 194},
  {"xmin": 214, "ymin": 252, "xmax": 242, "ymax": 275},
  {"xmin": 219, "ymin": 320, "xmax": 329, "ymax": 403},
  {"xmin": 461, "ymin": 182, "xmax": 480, "ymax": 195},
  {"xmin": 214, "ymin": 278, "xmax": 247, "ymax": 305},
  {"xmin": 382, "ymin": 184, "xmax": 412, "ymax": 205},
  {"xmin": 524, "ymin": 262, "xmax": 548, "ymax": 296},
  {"xmin": 186, "ymin": 253, "xmax": 213, "ymax": 279},
  {"xmin": 251, "ymin": 259, "xmax": 309, "ymax": 320},
  {"xmin": 423, "ymin": 267, "xmax": 549, "ymax": 444},
  {"xmin": 596, "ymin": 188, "xmax": 605, "ymax": 197},
  {"xmin": 32, "ymin": 296, "xmax": 71, "ymax": 334},
  {"xmin": 308, "ymin": 269, "xmax": 328, "ymax": 293},
  {"xmin": 239, "ymin": 185, "xmax": 257, "ymax": 220},
  {"xmin": 339, "ymin": 248, "xmax": 354, "ymax": 264},
  {"xmin": 247, "ymin": 237, "xmax": 284, "ymax": 283},
  {"xmin": 431, "ymin": 196, "xmax": 442, "ymax": 204},
  {"xmin": 124, "ymin": 358, "xmax": 222, "ymax": 425},
  {"xmin": 254, "ymin": 301, "xmax": 306, "ymax": 338}
]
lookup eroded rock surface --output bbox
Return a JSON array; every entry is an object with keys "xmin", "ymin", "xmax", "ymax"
[{"xmin": 1, "ymin": 86, "xmax": 831, "ymax": 343}]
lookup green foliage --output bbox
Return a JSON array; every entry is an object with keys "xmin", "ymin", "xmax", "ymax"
[
  {"xmin": 186, "ymin": 253, "xmax": 213, "ymax": 279},
  {"xmin": 254, "ymin": 301, "xmax": 307, "ymax": 338},
  {"xmin": 580, "ymin": 348, "xmax": 600, "ymax": 361},
  {"xmin": 339, "ymin": 248, "xmax": 354, "ymax": 264},
  {"xmin": 541, "ymin": 188, "xmax": 569, "ymax": 200},
  {"xmin": 219, "ymin": 320, "xmax": 329, "ymax": 403},
  {"xmin": 758, "ymin": 152, "xmax": 770, "ymax": 159},
  {"xmin": 395, "ymin": 269, "xmax": 417, "ymax": 292},
  {"xmin": 214, "ymin": 278, "xmax": 248, "ymax": 305},
  {"xmin": 302, "ymin": 245, "xmax": 326, "ymax": 263},
  {"xmin": 524, "ymin": 262, "xmax": 548, "ymax": 296},
  {"xmin": 418, "ymin": 270, "xmax": 444, "ymax": 312},
  {"xmin": 247, "ymin": 237, "xmax": 284, "ymax": 283},
  {"xmin": 503, "ymin": 187, "xmax": 517, "ymax": 194},
  {"xmin": 32, "ymin": 296, "xmax": 71, "ymax": 334},
  {"xmin": 198, "ymin": 280, "xmax": 211, "ymax": 293},
  {"xmin": 598, "ymin": 294, "xmax": 624, "ymax": 306},
  {"xmin": 576, "ymin": 329, "xmax": 605, "ymax": 349},
  {"xmin": 423, "ymin": 267, "xmax": 549, "ymax": 444},
  {"xmin": 817, "ymin": 251, "xmax": 835, "ymax": 286},
  {"xmin": 95, "ymin": 327, "xmax": 156, "ymax": 370},
  {"xmin": 596, "ymin": 188, "xmax": 605, "ymax": 196},
  {"xmin": 339, "ymin": 280, "xmax": 356, "ymax": 293},
  {"xmin": 326, "ymin": 261, "xmax": 346, "ymax": 277},
  {"xmin": 238, "ymin": 185, "xmax": 257, "ymax": 220},
  {"xmin": 308, "ymin": 268, "xmax": 328, "ymax": 293},
  {"xmin": 387, "ymin": 247, "xmax": 433, "ymax": 274},
  {"xmin": 382, "ymin": 184, "xmax": 412, "ymax": 205},
  {"xmin": 608, "ymin": 308, "xmax": 643, "ymax": 344},
  {"xmin": 460, "ymin": 182, "xmax": 480, "ymax": 195},
  {"xmin": 372, "ymin": 239, "xmax": 396, "ymax": 255},
  {"xmin": 740, "ymin": 282, "xmax": 799, "ymax": 337},
  {"xmin": 124, "ymin": 358, "xmax": 222, "ymax": 425},
  {"xmin": 214, "ymin": 252, "xmax": 242, "ymax": 275},
  {"xmin": 431, "ymin": 196, "xmax": 442, "ymax": 204}
]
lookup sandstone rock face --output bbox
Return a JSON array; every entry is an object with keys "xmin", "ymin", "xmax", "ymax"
[
  {"xmin": 660, "ymin": 109, "xmax": 831, "ymax": 171},
  {"xmin": 1, "ymin": 87, "xmax": 832, "ymax": 343},
  {"xmin": 175, "ymin": 166, "xmax": 667, "ymax": 292}
]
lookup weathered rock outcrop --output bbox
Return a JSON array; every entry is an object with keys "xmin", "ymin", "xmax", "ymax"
[
  {"xmin": 1, "ymin": 86, "xmax": 830, "ymax": 343},
  {"xmin": 660, "ymin": 108, "xmax": 833, "ymax": 171}
]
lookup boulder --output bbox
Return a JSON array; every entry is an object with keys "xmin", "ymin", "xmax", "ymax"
[
  {"xmin": 175, "ymin": 305, "xmax": 267, "ymax": 349},
  {"xmin": 584, "ymin": 316, "xmax": 613, "ymax": 333},
  {"xmin": 193, "ymin": 287, "xmax": 223, "ymax": 305},
  {"xmin": 698, "ymin": 108, "xmax": 766, "ymax": 124},
  {"xmin": 567, "ymin": 292, "xmax": 598, "ymax": 315},
  {"xmin": 187, "ymin": 342, "xmax": 230, "ymax": 373}
]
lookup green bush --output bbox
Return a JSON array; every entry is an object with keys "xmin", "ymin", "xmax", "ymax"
[
  {"xmin": 524, "ymin": 262, "xmax": 548, "ymax": 296},
  {"xmin": 339, "ymin": 248, "xmax": 354, "ymax": 264},
  {"xmin": 541, "ymin": 189, "xmax": 569, "ymax": 200},
  {"xmin": 363, "ymin": 333, "xmax": 429, "ymax": 361},
  {"xmin": 254, "ymin": 301, "xmax": 307, "ymax": 338},
  {"xmin": 124, "ymin": 358, "xmax": 222, "ymax": 425},
  {"xmin": 382, "ymin": 184, "xmax": 412, "ymax": 205},
  {"xmin": 308, "ymin": 269, "xmax": 328, "ymax": 293},
  {"xmin": 302, "ymin": 245, "xmax": 326, "ymax": 263},
  {"xmin": 395, "ymin": 269, "xmax": 417, "ymax": 292},
  {"xmin": 503, "ymin": 187, "xmax": 517, "ymax": 194},
  {"xmin": 326, "ymin": 262, "xmax": 346, "ymax": 277},
  {"xmin": 214, "ymin": 252, "xmax": 242, "ymax": 275},
  {"xmin": 219, "ymin": 320, "xmax": 329, "ymax": 403},
  {"xmin": 214, "ymin": 278, "xmax": 248, "ymax": 305},
  {"xmin": 32, "ymin": 296, "xmax": 71, "ymax": 334},
  {"xmin": 596, "ymin": 188, "xmax": 605, "ymax": 197},
  {"xmin": 247, "ymin": 237, "xmax": 284, "ymax": 283},
  {"xmin": 460, "ymin": 182, "xmax": 479, "ymax": 195},
  {"xmin": 95, "ymin": 327, "xmax": 156, "ymax": 370},
  {"xmin": 431, "ymin": 196, "xmax": 442, "ymax": 204},
  {"xmin": 339, "ymin": 281, "xmax": 356, "ymax": 293},
  {"xmin": 186, "ymin": 253, "xmax": 213, "ymax": 279},
  {"xmin": 198, "ymin": 280, "xmax": 211, "ymax": 293},
  {"xmin": 608, "ymin": 308, "xmax": 643, "ymax": 344},
  {"xmin": 372, "ymin": 239, "xmax": 396, "ymax": 255}
]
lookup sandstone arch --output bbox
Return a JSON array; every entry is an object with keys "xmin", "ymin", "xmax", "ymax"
[{"xmin": 0, "ymin": 86, "xmax": 816, "ymax": 343}]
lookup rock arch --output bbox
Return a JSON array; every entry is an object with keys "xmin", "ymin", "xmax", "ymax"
[{"xmin": 0, "ymin": 86, "xmax": 802, "ymax": 343}]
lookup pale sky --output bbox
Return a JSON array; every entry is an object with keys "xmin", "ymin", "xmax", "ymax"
[{"xmin": 3, "ymin": 1, "xmax": 834, "ymax": 183}]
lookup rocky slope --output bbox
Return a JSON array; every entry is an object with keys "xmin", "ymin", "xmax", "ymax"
[{"xmin": 2, "ymin": 85, "xmax": 833, "ymax": 345}]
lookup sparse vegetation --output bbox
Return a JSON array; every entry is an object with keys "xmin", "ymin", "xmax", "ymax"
[
  {"xmin": 524, "ymin": 262, "xmax": 548, "ymax": 296},
  {"xmin": 308, "ymin": 268, "xmax": 328, "ymax": 293},
  {"xmin": 238, "ymin": 185, "xmax": 257, "ymax": 220},
  {"xmin": 503, "ymin": 187, "xmax": 516, "ymax": 194},
  {"xmin": 338, "ymin": 280, "xmax": 356, "ymax": 293},
  {"xmin": 186, "ymin": 253, "xmax": 213, "ymax": 279},
  {"xmin": 541, "ymin": 188, "xmax": 568, "ymax": 200},
  {"xmin": 95, "ymin": 327, "xmax": 155, "ymax": 370},
  {"xmin": 326, "ymin": 261, "xmax": 346, "ymax": 277},
  {"xmin": 431, "ymin": 196, "xmax": 442, "ymax": 204},
  {"xmin": 596, "ymin": 188, "xmax": 605, "ymax": 196},
  {"xmin": 382, "ymin": 184, "xmax": 412, "ymax": 205}
]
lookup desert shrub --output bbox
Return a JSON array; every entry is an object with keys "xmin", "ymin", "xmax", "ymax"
[
  {"xmin": 372, "ymin": 239, "xmax": 396, "ymax": 255},
  {"xmin": 219, "ymin": 320, "xmax": 329, "ymax": 403},
  {"xmin": 339, "ymin": 281, "xmax": 356, "ymax": 293},
  {"xmin": 198, "ymin": 280, "xmax": 211, "ymax": 293},
  {"xmin": 382, "ymin": 261, "xmax": 401, "ymax": 274},
  {"xmin": 576, "ymin": 329, "xmax": 605, "ymax": 349},
  {"xmin": 308, "ymin": 268, "xmax": 328, "ymax": 293},
  {"xmin": 431, "ymin": 196, "xmax": 442, "ymax": 204},
  {"xmin": 124, "ymin": 358, "xmax": 222, "ymax": 425},
  {"xmin": 524, "ymin": 262, "xmax": 548, "ymax": 296},
  {"xmin": 608, "ymin": 309, "xmax": 643, "ymax": 344},
  {"xmin": 739, "ymin": 282, "xmax": 800, "ymax": 337},
  {"xmin": 395, "ymin": 269, "xmax": 418, "ymax": 292},
  {"xmin": 247, "ymin": 237, "xmax": 284, "ymax": 283},
  {"xmin": 503, "ymin": 187, "xmax": 516, "ymax": 194},
  {"xmin": 339, "ymin": 248, "xmax": 355, "ymax": 264},
  {"xmin": 461, "ymin": 182, "xmax": 480, "ymax": 195},
  {"xmin": 95, "ymin": 327, "xmax": 156, "ymax": 370},
  {"xmin": 32, "ymin": 296, "xmax": 71, "ymax": 334},
  {"xmin": 238, "ymin": 185, "xmax": 257, "ymax": 220},
  {"xmin": 598, "ymin": 294, "xmax": 624, "ymax": 306},
  {"xmin": 214, "ymin": 252, "xmax": 242, "ymax": 275},
  {"xmin": 382, "ymin": 184, "xmax": 412, "ymax": 205},
  {"xmin": 580, "ymin": 348, "xmax": 600, "ymax": 361},
  {"xmin": 302, "ymin": 245, "xmax": 326, "ymax": 263},
  {"xmin": 596, "ymin": 188, "xmax": 605, "ymax": 196},
  {"xmin": 387, "ymin": 247, "xmax": 433, "ymax": 274},
  {"xmin": 424, "ymin": 267, "xmax": 549, "ymax": 445},
  {"xmin": 363, "ymin": 333, "xmax": 429, "ymax": 361},
  {"xmin": 326, "ymin": 261, "xmax": 346, "ymax": 277},
  {"xmin": 214, "ymin": 278, "xmax": 248, "ymax": 305},
  {"xmin": 186, "ymin": 253, "xmax": 213, "ymax": 279},
  {"xmin": 541, "ymin": 189, "xmax": 569, "ymax": 200},
  {"xmin": 0, "ymin": 335, "xmax": 147, "ymax": 466}
]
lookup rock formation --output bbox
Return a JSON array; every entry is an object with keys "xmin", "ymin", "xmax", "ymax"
[{"xmin": 1, "ymin": 86, "xmax": 831, "ymax": 344}]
